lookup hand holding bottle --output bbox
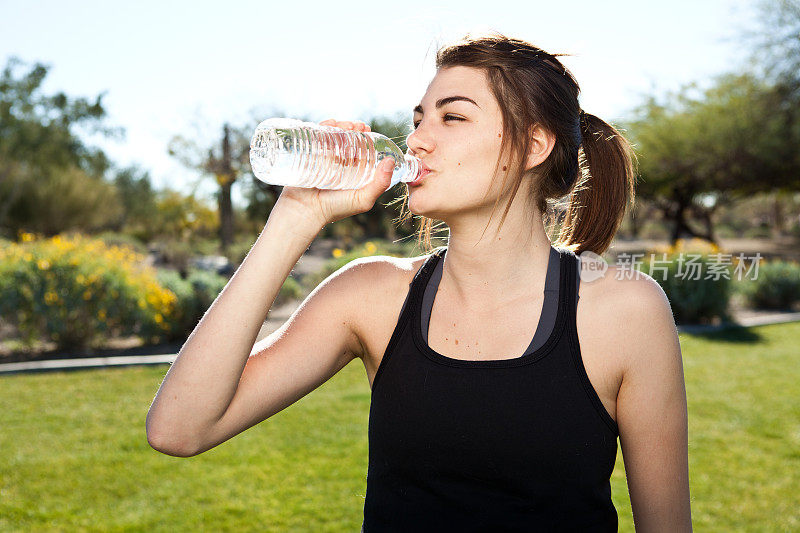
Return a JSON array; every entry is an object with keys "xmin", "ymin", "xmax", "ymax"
[{"xmin": 273, "ymin": 119, "xmax": 396, "ymax": 229}]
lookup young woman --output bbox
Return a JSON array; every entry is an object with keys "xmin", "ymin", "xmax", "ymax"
[{"xmin": 146, "ymin": 33, "xmax": 692, "ymax": 532}]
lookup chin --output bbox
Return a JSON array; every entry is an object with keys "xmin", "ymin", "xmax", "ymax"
[{"xmin": 407, "ymin": 195, "xmax": 455, "ymax": 221}]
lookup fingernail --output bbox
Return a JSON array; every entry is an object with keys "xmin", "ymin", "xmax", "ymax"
[{"xmin": 383, "ymin": 158, "xmax": 394, "ymax": 170}]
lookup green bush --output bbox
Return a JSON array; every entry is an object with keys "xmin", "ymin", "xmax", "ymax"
[
  {"xmin": 0, "ymin": 233, "xmax": 177, "ymax": 349},
  {"xmin": 639, "ymin": 252, "xmax": 733, "ymax": 324},
  {"xmin": 156, "ymin": 267, "xmax": 303, "ymax": 339},
  {"xmin": 224, "ymin": 236, "xmax": 257, "ymax": 266},
  {"xmin": 277, "ymin": 275, "xmax": 304, "ymax": 306},
  {"xmin": 736, "ymin": 260, "xmax": 800, "ymax": 310},
  {"xmin": 157, "ymin": 269, "xmax": 241, "ymax": 340},
  {"xmin": 95, "ymin": 231, "xmax": 148, "ymax": 255},
  {"xmin": 154, "ymin": 270, "xmax": 197, "ymax": 339}
]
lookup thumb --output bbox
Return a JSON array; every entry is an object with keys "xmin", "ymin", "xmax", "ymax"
[
  {"xmin": 374, "ymin": 157, "xmax": 395, "ymax": 193},
  {"xmin": 354, "ymin": 157, "xmax": 395, "ymax": 211}
]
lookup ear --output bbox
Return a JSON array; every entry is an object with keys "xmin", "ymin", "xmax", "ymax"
[{"xmin": 525, "ymin": 124, "xmax": 556, "ymax": 171}]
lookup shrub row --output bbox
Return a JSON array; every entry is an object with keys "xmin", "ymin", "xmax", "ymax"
[
  {"xmin": 635, "ymin": 238, "xmax": 800, "ymax": 323},
  {"xmin": 3, "ymin": 233, "xmax": 797, "ymax": 351},
  {"xmin": 0, "ymin": 233, "xmax": 309, "ymax": 351},
  {"xmin": 735, "ymin": 260, "xmax": 800, "ymax": 310},
  {"xmin": 1, "ymin": 233, "xmax": 179, "ymax": 349}
]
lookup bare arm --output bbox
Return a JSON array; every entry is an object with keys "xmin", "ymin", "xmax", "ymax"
[
  {"xmin": 145, "ymin": 203, "xmax": 324, "ymax": 456},
  {"xmin": 145, "ymin": 118, "xmax": 394, "ymax": 457},
  {"xmin": 615, "ymin": 275, "xmax": 692, "ymax": 532}
]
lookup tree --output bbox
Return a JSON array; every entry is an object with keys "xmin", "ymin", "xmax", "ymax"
[
  {"xmin": 169, "ymin": 122, "xmax": 250, "ymax": 253},
  {"xmin": 741, "ymin": 0, "xmax": 800, "ymax": 95},
  {"xmin": 0, "ymin": 57, "xmax": 122, "ymax": 237},
  {"xmin": 625, "ymin": 72, "xmax": 799, "ymax": 243},
  {"xmin": 739, "ymin": 0, "xmax": 800, "ymax": 235},
  {"xmin": 111, "ymin": 165, "xmax": 159, "ymax": 239}
]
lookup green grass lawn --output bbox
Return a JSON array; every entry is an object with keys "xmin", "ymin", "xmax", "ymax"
[{"xmin": 1, "ymin": 322, "xmax": 799, "ymax": 532}]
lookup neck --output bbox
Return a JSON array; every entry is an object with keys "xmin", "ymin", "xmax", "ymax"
[{"xmin": 438, "ymin": 206, "xmax": 553, "ymax": 310}]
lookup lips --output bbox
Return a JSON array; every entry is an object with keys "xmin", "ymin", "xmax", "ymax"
[
  {"xmin": 409, "ymin": 162, "xmax": 433, "ymax": 186},
  {"xmin": 409, "ymin": 169, "xmax": 431, "ymax": 186}
]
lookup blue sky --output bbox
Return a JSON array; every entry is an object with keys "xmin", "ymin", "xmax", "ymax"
[{"xmin": 0, "ymin": 0, "xmax": 758, "ymax": 202}]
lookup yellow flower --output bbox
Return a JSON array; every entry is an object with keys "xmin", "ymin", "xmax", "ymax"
[
  {"xmin": 98, "ymin": 309, "xmax": 107, "ymax": 320},
  {"xmin": 83, "ymin": 290, "xmax": 92, "ymax": 300},
  {"xmin": 332, "ymin": 248, "xmax": 343, "ymax": 258},
  {"xmin": 37, "ymin": 259, "xmax": 51, "ymax": 270},
  {"xmin": 154, "ymin": 313, "xmax": 163, "ymax": 324},
  {"xmin": 365, "ymin": 241, "xmax": 377, "ymax": 254},
  {"xmin": 20, "ymin": 232, "xmax": 36, "ymax": 243},
  {"xmin": 44, "ymin": 291, "xmax": 59, "ymax": 305}
]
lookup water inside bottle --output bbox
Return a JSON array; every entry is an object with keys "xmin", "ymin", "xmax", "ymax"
[{"xmin": 250, "ymin": 118, "xmax": 418, "ymax": 189}]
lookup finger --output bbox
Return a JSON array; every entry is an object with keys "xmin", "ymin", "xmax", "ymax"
[
  {"xmin": 358, "ymin": 158, "xmax": 394, "ymax": 203},
  {"xmin": 339, "ymin": 121, "xmax": 354, "ymax": 130},
  {"xmin": 378, "ymin": 157, "xmax": 395, "ymax": 186},
  {"xmin": 354, "ymin": 121, "xmax": 368, "ymax": 132}
]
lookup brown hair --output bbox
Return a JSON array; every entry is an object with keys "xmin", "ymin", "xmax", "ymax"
[{"xmin": 390, "ymin": 32, "xmax": 638, "ymax": 256}]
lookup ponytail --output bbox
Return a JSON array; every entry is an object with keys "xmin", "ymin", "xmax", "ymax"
[{"xmin": 554, "ymin": 112, "xmax": 638, "ymax": 256}]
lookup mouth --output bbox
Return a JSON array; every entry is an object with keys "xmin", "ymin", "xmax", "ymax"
[{"xmin": 409, "ymin": 166, "xmax": 432, "ymax": 187}]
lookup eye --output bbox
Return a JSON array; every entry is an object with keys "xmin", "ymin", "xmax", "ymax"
[{"xmin": 412, "ymin": 114, "xmax": 464, "ymax": 129}]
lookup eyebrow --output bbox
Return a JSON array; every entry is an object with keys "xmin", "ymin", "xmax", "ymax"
[{"xmin": 413, "ymin": 96, "xmax": 480, "ymax": 115}]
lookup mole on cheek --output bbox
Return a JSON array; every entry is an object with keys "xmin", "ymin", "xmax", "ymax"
[{"xmin": 503, "ymin": 166, "xmax": 507, "ymax": 171}]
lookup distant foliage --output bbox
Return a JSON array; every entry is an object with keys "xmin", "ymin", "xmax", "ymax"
[
  {"xmin": 156, "ymin": 266, "xmax": 303, "ymax": 340},
  {"xmin": 0, "ymin": 57, "xmax": 122, "ymax": 237},
  {"xmin": 638, "ymin": 239, "xmax": 733, "ymax": 324},
  {"xmin": 156, "ymin": 269, "xmax": 228, "ymax": 340},
  {"xmin": 0, "ymin": 233, "xmax": 176, "ymax": 349},
  {"xmin": 737, "ymin": 260, "xmax": 800, "ymax": 310},
  {"xmin": 301, "ymin": 240, "xmax": 412, "ymax": 293}
]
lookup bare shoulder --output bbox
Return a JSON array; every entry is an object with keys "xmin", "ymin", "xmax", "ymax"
[
  {"xmin": 338, "ymin": 253, "xmax": 425, "ymax": 287},
  {"xmin": 582, "ymin": 263, "xmax": 673, "ymax": 311},
  {"xmin": 580, "ymin": 262, "xmax": 680, "ymax": 370},
  {"xmin": 335, "ymin": 253, "xmax": 430, "ymax": 361}
]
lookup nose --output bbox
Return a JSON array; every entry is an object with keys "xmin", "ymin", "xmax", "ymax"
[{"xmin": 405, "ymin": 121, "xmax": 435, "ymax": 157}]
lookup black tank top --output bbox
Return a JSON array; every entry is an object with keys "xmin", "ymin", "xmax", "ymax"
[{"xmin": 361, "ymin": 246, "xmax": 619, "ymax": 532}]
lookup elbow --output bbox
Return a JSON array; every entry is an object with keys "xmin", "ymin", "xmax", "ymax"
[
  {"xmin": 146, "ymin": 427, "xmax": 201, "ymax": 458},
  {"xmin": 147, "ymin": 432, "xmax": 201, "ymax": 457},
  {"xmin": 145, "ymin": 414, "xmax": 202, "ymax": 458}
]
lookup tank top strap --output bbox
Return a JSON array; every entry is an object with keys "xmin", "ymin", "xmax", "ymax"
[
  {"xmin": 407, "ymin": 247, "xmax": 446, "ymax": 302},
  {"xmin": 559, "ymin": 247, "xmax": 581, "ymax": 317},
  {"xmin": 390, "ymin": 248, "xmax": 447, "ymax": 339}
]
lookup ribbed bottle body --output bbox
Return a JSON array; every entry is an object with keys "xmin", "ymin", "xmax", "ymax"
[{"xmin": 250, "ymin": 118, "xmax": 418, "ymax": 190}]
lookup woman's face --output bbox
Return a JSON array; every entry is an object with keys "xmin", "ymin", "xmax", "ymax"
[{"xmin": 406, "ymin": 66, "xmax": 510, "ymax": 221}]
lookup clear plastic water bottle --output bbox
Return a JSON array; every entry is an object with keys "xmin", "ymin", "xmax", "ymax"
[{"xmin": 249, "ymin": 118, "xmax": 422, "ymax": 190}]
